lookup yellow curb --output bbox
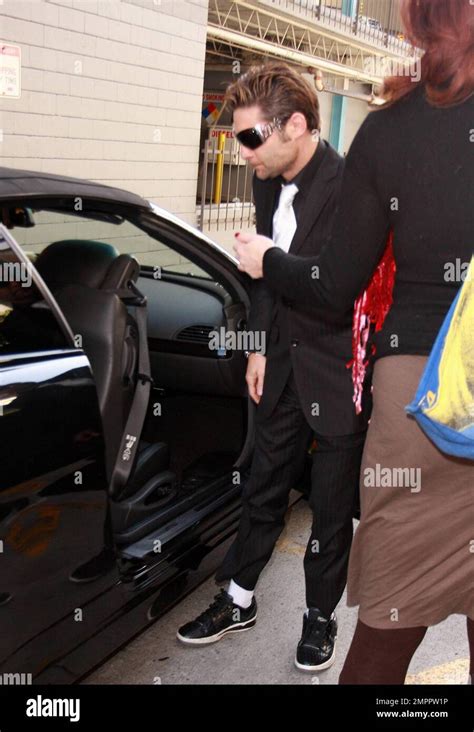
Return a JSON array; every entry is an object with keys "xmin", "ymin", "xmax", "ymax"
[
  {"xmin": 275, "ymin": 537, "xmax": 307, "ymax": 556},
  {"xmin": 406, "ymin": 658, "xmax": 469, "ymax": 685}
]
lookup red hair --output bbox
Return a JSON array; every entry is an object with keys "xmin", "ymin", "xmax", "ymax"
[{"xmin": 383, "ymin": 0, "xmax": 474, "ymax": 107}]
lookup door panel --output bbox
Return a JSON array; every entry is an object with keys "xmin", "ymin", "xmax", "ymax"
[
  {"xmin": 0, "ymin": 227, "xmax": 113, "ymax": 676},
  {"xmin": 0, "ymin": 351, "xmax": 115, "ymax": 675}
]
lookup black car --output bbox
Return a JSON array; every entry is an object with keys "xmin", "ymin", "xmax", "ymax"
[{"xmin": 0, "ymin": 167, "xmax": 309, "ymax": 684}]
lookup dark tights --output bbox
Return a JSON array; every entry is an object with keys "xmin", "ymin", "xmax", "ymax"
[{"xmin": 339, "ymin": 617, "xmax": 474, "ymax": 684}]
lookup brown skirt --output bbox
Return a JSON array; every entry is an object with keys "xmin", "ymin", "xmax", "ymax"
[{"xmin": 347, "ymin": 355, "xmax": 474, "ymax": 629}]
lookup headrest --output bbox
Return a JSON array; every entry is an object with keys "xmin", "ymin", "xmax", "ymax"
[
  {"xmin": 101, "ymin": 254, "xmax": 140, "ymax": 291},
  {"xmin": 35, "ymin": 240, "xmax": 139, "ymax": 291}
]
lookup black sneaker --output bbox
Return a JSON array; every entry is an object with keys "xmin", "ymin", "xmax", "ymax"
[
  {"xmin": 295, "ymin": 608, "xmax": 337, "ymax": 672},
  {"xmin": 177, "ymin": 589, "xmax": 257, "ymax": 645}
]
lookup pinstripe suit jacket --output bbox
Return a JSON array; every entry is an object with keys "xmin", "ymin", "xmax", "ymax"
[{"xmin": 247, "ymin": 141, "xmax": 371, "ymax": 435}]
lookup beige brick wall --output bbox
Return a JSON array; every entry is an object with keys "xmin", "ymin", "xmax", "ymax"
[{"xmin": 0, "ymin": 0, "xmax": 209, "ymax": 229}]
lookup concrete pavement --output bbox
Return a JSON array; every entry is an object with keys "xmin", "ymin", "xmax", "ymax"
[{"xmin": 85, "ymin": 499, "xmax": 469, "ymax": 685}]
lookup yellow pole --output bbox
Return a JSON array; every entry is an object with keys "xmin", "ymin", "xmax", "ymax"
[{"xmin": 213, "ymin": 131, "xmax": 226, "ymax": 205}]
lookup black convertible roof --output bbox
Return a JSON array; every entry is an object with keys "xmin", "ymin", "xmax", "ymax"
[{"xmin": 0, "ymin": 167, "xmax": 152, "ymax": 209}]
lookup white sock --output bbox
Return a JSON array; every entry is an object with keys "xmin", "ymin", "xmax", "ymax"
[{"xmin": 227, "ymin": 580, "xmax": 254, "ymax": 609}]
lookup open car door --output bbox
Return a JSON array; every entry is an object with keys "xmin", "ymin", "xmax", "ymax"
[{"xmin": 0, "ymin": 224, "xmax": 116, "ymax": 681}]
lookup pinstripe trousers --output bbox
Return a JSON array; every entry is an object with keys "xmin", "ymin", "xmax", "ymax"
[{"xmin": 215, "ymin": 369, "xmax": 366, "ymax": 617}]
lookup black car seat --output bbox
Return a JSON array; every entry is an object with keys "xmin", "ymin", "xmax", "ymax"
[
  {"xmin": 35, "ymin": 241, "xmax": 176, "ymax": 525},
  {"xmin": 35, "ymin": 240, "xmax": 139, "ymax": 475}
]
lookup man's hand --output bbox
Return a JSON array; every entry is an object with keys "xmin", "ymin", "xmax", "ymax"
[
  {"xmin": 246, "ymin": 352, "xmax": 266, "ymax": 404},
  {"xmin": 234, "ymin": 233, "xmax": 274, "ymax": 279}
]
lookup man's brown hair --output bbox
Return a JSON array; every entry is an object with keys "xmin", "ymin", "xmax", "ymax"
[{"xmin": 225, "ymin": 62, "xmax": 321, "ymax": 132}]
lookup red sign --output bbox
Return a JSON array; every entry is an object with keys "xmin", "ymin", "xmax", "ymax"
[
  {"xmin": 209, "ymin": 128, "xmax": 235, "ymax": 139},
  {"xmin": 203, "ymin": 92, "xmax": 225, "ymax": 103}
]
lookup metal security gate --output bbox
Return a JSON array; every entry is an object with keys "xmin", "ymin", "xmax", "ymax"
[{"xmin": 198, "ymin": 130, "xmax": 255, "ymax": 232}]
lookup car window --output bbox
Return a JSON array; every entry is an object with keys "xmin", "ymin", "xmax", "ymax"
[
  {"xmin": 12, "ymin": 210, "xmax": 212, "ymax": 279},
  {"xmin": 0, "ymin": 241, "xmax": 69, "ymax": 355}
]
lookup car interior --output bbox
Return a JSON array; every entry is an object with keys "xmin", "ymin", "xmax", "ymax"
[{"xmin": 3, "ymin": 204, "xmax": 250, "ymax": 549}]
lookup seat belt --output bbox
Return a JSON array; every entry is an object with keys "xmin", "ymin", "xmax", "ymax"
[{"xmin": 108, "ymin": 283, "xmax": 153, "ymax": 499}]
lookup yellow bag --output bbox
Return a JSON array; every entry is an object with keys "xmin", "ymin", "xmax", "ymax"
[{"xmin": 406, "ymin": 255, "xmax": 474, "ymax": 458}]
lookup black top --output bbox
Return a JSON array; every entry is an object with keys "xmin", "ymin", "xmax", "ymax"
[{"xmin": 263, "ymin": 86, "xmax": 474, "ymax": 359}]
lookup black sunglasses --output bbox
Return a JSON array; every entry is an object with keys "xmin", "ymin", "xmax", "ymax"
[{"xmin": 235, "ymin": 119, "xmax": 282, "ymax": 150}]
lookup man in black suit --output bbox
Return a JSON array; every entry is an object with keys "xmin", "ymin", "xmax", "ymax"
[{"xmin": 177, "ymin": 63, "xmax": 370, "ymax": 671}]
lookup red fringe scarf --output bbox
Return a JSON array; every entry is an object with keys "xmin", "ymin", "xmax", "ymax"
[{"xmin": 347, "ymin": 231, "xmax": 396, "ymax": 414}]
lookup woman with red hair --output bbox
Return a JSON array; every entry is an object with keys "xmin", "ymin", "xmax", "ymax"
[{"xmin": 235, "ymin": 0, "xmax": 474, "ymax": 683}]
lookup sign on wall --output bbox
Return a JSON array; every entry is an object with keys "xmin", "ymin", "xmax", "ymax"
[
  {"xmin": 0, "ymin": 44, "xmax": 21, "ymax": 98},
  {"xmin": 202, "ymin": 92, "xmax": 225, "ymax": 126}
]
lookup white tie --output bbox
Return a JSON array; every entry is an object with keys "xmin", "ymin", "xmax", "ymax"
[{"xmin": 272, "ymin": 183, "xmax": 298, "ymax": 253}]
